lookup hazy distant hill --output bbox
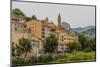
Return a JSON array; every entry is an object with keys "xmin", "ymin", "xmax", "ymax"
[
  {"xmin": 82, "ymin": 27, "xmax": 95, "ymax": 36},
  {"xmin": 72, "ymin": 26, "xmax": 95, "ymax": 36},
  {"xmin": 61, "ymin": 22, "xmax": 71, "ymax": 31}
]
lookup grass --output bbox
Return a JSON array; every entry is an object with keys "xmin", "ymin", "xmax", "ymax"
[
  {"xmin": 66, "ymin": 52, "xmax": 96, "ymax": 62},
  {"xmin": 12, "ymin": 52, "xmax": 96, "ymax": 66},
  {"xmin": 53, "ymin": 52, "xmax": 95, "ymax": 63}
]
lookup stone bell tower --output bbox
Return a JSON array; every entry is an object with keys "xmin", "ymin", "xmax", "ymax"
[{"xmin": 58, "ymin": 13, "xmax": 61, "ymax": 28}]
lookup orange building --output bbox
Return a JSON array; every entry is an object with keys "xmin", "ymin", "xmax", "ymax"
[{"xmin": 27, "ymin": 20, "xmax": 42, "ymax": 39}]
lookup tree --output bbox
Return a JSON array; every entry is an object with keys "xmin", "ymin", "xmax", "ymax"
[
  {"xmin": 83, "ymin": 47, "xmax": 92, "ymax": 52},
  {"xmin": 25, "ymin": 15, "xmax": 37, "ymax": 21},
  {"xmin": 12, "ymin": 8, "xmax": 37, "ymax": 22},
  {"xmin": 26, "ymin": 17, "xmax": 31, "ymax": 21},
  {"xmin": 68, "ymin": 41, "xmax": 81, "ymax": 52},
  {"xmin": 12, "ymin": 8, "xmax": 25, "ymax": 17},
  {"xmin": 31, "ymin": 15, "xmax": 37, "ymax": 20},
  {"xmin": 12, "ymin": 42, "xmax": 15, "ymax": 56},
  {"xmin": 16, "ymin": 37, "xmax": 32, "ymax": 58},
  {"xmin": 78, "ymin": 33, "xmax": 96, "ymax": 51},
  {"xmin": 44, "ymin": 34, "xmax": 58, "ymax": 53},
  {"xmin": 90, "ymin": 37, "xmax": 96, "ymax": 51},
  {"xmin": 78, "ymin": 33, "xmax": 87, "ymax": 50}
]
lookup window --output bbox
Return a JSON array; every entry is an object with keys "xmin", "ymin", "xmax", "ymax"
[{"xmin": 14, "ymin": 27, "xmax": 17, "ymax": 31}]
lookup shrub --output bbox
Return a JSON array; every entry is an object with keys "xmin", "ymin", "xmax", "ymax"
[
  {"xmin": 12, "ymin": 52, "xmax": 96, "ymax": 66},
  {"xmin": 84, "ymin": 47, "xmax": 93, "ymax": 52},
  {"xmin": 34, "ymin": 53, "xmax": 54, "ymax": 63},
  {"xmin": 12, "ymin": 57, "xmax": 27, "ymax": 66},
  {"xmin": 68, "ymin": 41, "xmax": 81, "ymax": 52}
]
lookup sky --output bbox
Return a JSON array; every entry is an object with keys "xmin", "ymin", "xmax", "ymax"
[{"xmin": 12, "ymin": 1, "xmax": 95, "ymax": 28}]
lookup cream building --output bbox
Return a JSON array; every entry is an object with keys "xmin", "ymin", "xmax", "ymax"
[
  {"xmin": 56, "ymin": 14, "xmax": 78, "ymax": 52},
  {"xmin": 12, "ymin": 16, "xmax": 30, "ymax": 46},
  {"xmin": 12, "ymin": 16, "xmax": 44, "ymax": 56}
]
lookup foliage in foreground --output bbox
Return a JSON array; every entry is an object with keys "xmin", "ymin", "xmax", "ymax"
[
  {"xmin": 44, "ymin": 34, "xmax": 58, "ymax": 53},
  {"xmin": 15, "ymin": 37, "xmax": 32, "ymax": 57},
  {"xmin": 68, "ymin": 41, "xmax": 81, "ymax": 52},
  {"xmin": 12, "ymin": 52, "xmax": 96, "ymax": 66},
  {"xmin": 78, "ymin": 33, "xmax": 96, "ymax": 51}
]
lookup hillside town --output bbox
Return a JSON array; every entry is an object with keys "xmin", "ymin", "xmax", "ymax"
[
  {"xmin": 12, "ymin": 11, "xmax": 78, "ymax": 56},
  {"xmin": 12, "ymin": 8, "xmax": 96, "ymax": 66}
]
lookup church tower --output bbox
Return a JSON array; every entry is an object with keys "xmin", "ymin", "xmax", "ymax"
[
  {"xmin": 45, "ymin": 17, "xmax": 49, "ymax": 25},
  {"xmin": 58, "ymin": 13, "xmax": 61, "ymax": 28}
]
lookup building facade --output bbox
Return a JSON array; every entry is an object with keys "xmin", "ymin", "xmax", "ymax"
[
  {"xmin": 12, "ymin": 13, "xmax": 78, "ymax": 56},
  {"xmin": 56, "ymin": 14, "xmax": 78, "ymax": 52}
]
